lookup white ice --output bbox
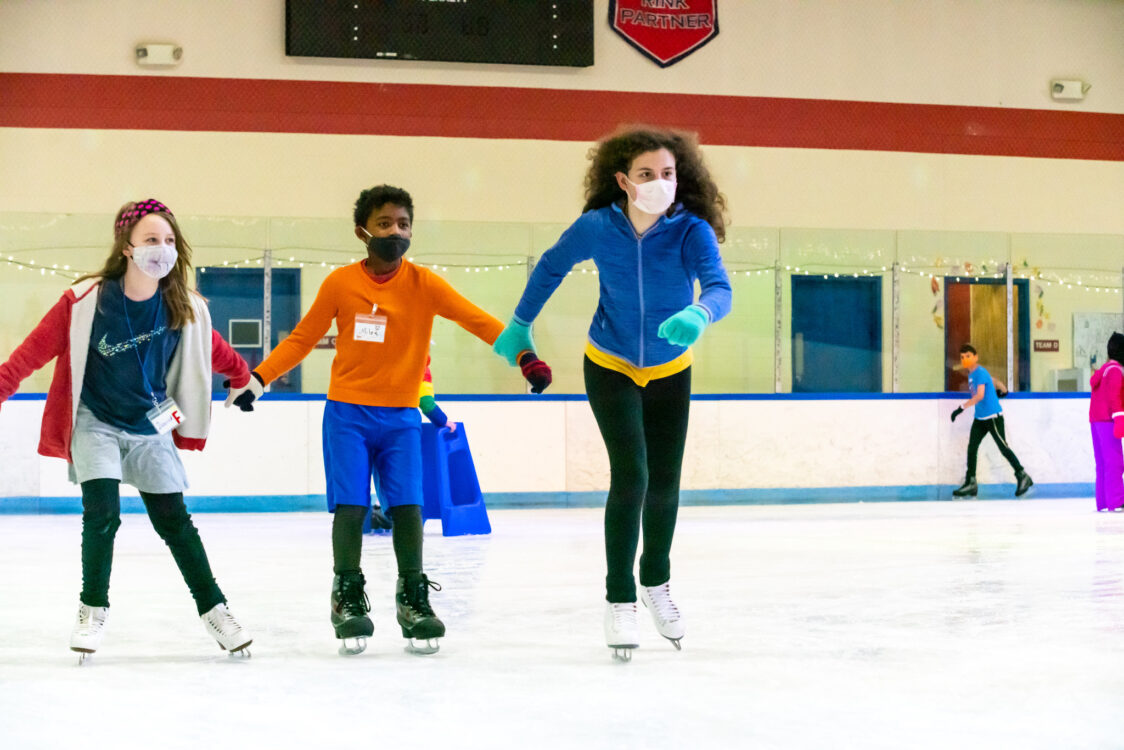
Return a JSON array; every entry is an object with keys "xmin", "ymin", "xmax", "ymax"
[{"xmin": 1, "ymin": 499, "xmax": 1122, "ymax": 750}]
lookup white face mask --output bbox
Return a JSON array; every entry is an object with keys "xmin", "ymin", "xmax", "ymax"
[
  {"xmin": 131, "ymin": 243, "xmax": 178, "ymax": 280},
  {"xmin": 625, "ymin": 177, "xmax": 676, "ymax": 215}
]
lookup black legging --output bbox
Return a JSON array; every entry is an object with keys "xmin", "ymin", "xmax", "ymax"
[
  {"xmin": 966, "ymin": 415, "xmax": 1024, "ymax": 477},
  {"xmin": 79, "ymin": 478, "xmax": 224, "ymax": 615},
  {"xmin": 332, "ymin": 503, "xmax": 423, "ymax": 577},
  {"xmin": 584, "ymin": 357, "xmax": 691, "ymax": 603}
]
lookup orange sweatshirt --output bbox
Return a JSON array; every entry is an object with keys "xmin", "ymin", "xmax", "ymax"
[{"xmin": 256, "ymin": 261, "xmax": 504, "ymax": 407}]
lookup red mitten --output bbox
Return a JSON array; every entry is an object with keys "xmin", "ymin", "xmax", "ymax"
[
  {"xmin": 1114, "ymin": 413, "xmax": 1124, "ymax": 439},
  {"xmin": 519, "ymin": 352, "xmax": 553, "ymax": 394}
]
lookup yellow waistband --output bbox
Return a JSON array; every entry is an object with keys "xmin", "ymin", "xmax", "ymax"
[{"xmin": 584, "ymin": 342, "xmax": 693, "ymax": 387}]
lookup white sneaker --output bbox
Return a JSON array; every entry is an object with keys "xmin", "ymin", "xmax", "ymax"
[
  {"xmin": 70, "ymin": 603, "xmax": 109, "ymax": 655},
  {"xmin": 201, "ymin": 603, "xmax": 252, "ymax": 655},
  {"xmin": 640, "ymin": 582, "xmax": 685, "ymax": 648},
  {"xmin": 604, "ymin": 602, "xmax": 640, "ymax": 661}
]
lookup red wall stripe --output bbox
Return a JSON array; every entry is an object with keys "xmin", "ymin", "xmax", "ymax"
[{"xmin": 2, "ymin": 73, "xmax": 1123, "ymax": 160}]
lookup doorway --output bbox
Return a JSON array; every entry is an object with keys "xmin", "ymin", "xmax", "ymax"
[
  {"xmin": 943, "ymin": 278, "xmax": 1030, "ymax": 392},
  {"xmin": 791, "ymin": 275, "xmax": 882, "ymax": 392},
  {"xmin": 196, "ymin": 267, "xmax": 303, "ymax": 393}
]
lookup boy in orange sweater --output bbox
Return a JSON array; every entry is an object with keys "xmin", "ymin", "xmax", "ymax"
[{"xmin": 227, "ymin": 185, "xmax": 551, "ymax": 655}]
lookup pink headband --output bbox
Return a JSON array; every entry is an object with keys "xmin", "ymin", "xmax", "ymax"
[{"xmin": 115, "ymin": 199, "xmax": 174, "ymax": 238}]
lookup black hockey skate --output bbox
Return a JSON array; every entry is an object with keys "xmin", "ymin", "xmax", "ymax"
[
  {"xmin": 1015, "ymin": 471, "xmax": 1034, "ymax": 497},
  {"xmin": 332, "ymin": 571, "xmax": 374, "ymax": 656},
  {"xmin": 396, "ymin": 573, "xmax": 445, "ymax": 655},
  {"xmin": 952, "ymin": 476, "xmax": 977, "ymax": 498}
]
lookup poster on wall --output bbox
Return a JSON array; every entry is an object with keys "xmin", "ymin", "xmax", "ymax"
[
  {"xmin": 609, "ymin": 0, "xmax": 719, "ymax": 68},
  {"xmin": 1073, "ymin": 312, "xmax": 1124, "ymax": 369}
]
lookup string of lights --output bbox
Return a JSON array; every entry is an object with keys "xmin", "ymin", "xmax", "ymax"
[{"xmin": 1, "ymin": 253, "xmax": 1121, "ymax": 292}]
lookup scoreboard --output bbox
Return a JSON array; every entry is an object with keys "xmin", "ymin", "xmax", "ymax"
[{"xmin": 286, "ymin": 0, "xmax": 594, "ymax": 68}]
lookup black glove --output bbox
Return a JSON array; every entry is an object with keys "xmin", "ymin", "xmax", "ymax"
[
  {"xmin": 519, "ymin": 352, "xmax": 553, "ymax": 394},
  {"xmin": 950, "ymin": 406, "xmax": 964, "ymax": 422},
  {"xmin": 224, "ymin": 372, "xmax": 265, "ymax": 412},
  {"xmin": 996, "ymin": 387, "xmax": 1008, "ymax": 398},
  {"xmin": 368, "ymin": 506, "xmax": 392, "ymax": 531}
]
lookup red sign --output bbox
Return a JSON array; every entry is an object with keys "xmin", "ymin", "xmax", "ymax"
[
  {"xmin": 609, "ymin": 0, "xmax": 719, "ymax": 68},
  {"xmin": 1033, "ymin": 339, "xmax": 1059, "ymax": 352}
]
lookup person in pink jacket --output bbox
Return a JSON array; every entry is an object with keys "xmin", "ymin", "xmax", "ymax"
[
  {"xmin": 1089, "ymin": 331, "xmax": 1124, "ymax": 512},
  {"xmin": 0, "ymin": 199, "xmax": 256, "ymax": 662}
]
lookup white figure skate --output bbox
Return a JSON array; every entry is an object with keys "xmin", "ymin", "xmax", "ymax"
[
  {"xmin": 604, "ymin": 602, "xmax": 640, "ymax": 662},
  {"xmin": 201, "ymin": 603, "xmax": 253, "ymax": 657},
  {"xmin": 70, "ymin": 603, "xmax": 109, "ymax": 665},
  {"xmin": 640, "ymin": 581, "xmax": 685, "ymax": 650}
]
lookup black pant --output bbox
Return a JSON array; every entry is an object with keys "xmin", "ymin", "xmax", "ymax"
[
  {"xmin": 584, "ymin": 357, "xmax": 691, "ymax": 603},
  {"xmin": 79, "ymin": 478, "xmax": 224, "ymax": 615},
  {"xmin": 966, "ymin": 415, "xmax": 1024, "ymax": 478},
  {"xmin": 332, "ymin": 503, "xmax": 423, "ymax": 576}
]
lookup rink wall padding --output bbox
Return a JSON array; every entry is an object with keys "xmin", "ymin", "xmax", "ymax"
[
  {"xmin": 0, "ymin": 483, "xmax": 1096, "ymax": 515},
  {"xmin": 0, "ymin": 393, "xmax": 1096, "ymax": 511}
]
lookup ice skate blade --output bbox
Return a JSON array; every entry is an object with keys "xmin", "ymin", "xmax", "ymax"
[
  {"xmin": 405, "ymin": 637, "xmax": 440, "ymax": 655},
  {"xmin": 72, "ymin": 650, "xmax": 93, "ymax": 666},
  {"xmin": 610, "ymin": 646, "xmax": 635, "ymax": 663},
  {"xmin": 218, "ymin": 639, "xmax": 253, "ymax": 656},
  {"xmin": 338, "ymin": 637, "xmax": 368, "ymax": 656},
  {"xmin": 664, "ymin": 636, "xmax": 683, "ymax": 651}
]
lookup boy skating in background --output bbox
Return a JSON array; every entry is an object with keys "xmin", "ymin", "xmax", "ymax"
[{"xmin": 950, "ymin": 343, "xmax": 1033, "ymax": 498}]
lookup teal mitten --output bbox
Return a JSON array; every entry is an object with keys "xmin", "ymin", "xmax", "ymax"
[
  {"xmin": 657, "ymin": 305, "xmax": 709, "ymax": 347},
  {"xmin": 493, "ymin": 318, "xmax": 535, "ymax": 366}
]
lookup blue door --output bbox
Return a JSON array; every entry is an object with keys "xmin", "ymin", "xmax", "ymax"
[
  {"xmin": 791, "ymin": 276, "xmax": 882, "ymax": 392},
  {"xmin": 196, "ymin": 268, "xmax": 302, "ymax": 393}
]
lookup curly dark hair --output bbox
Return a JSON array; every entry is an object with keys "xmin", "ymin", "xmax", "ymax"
[
  {"xmin": 582, "ymin": 125, "xmax": 728, "ymax": 242},
  {"xmin": 353, "ymin": 185, "xmax": 414, "ymax": 227}
]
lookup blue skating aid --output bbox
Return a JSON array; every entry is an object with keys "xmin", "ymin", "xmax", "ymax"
[{"xmin": 420, "ymin": 422, "xmax": 491, "ymax": 536}]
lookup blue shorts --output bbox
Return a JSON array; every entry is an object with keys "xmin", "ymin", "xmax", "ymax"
[{"xmin": 322, "ymin": 400, "xmax": 423, "ymax": 512}]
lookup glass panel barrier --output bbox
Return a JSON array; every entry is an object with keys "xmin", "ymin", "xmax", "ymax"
[{"xmin": 1, "ymin": 212, "xmax": 1121, "ymax": 395}]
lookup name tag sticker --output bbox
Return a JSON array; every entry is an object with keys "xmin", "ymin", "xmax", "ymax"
[
  {"xmin": 354, "ymin": 313, "xmax": 387, "ymax": 343},
  {"xmin": 146, "ymin": 397, "xmax": 185, "ymax": 435}
]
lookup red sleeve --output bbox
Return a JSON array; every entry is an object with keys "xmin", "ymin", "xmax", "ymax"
[
  {"xmin": 0, "ymin": 293, "xmax": 70, "ymax": 403},
  {"xmin": 211, "ymin": 330, "xmax": 250, "ymax": 388}
]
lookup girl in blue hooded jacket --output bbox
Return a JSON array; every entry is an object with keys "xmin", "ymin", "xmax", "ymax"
[{"xmin": 494, "ymin": 125, "xmax": 732, "ymax": 660}]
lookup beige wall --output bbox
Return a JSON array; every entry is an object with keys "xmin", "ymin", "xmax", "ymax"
[
  {"xmin": 1, "ymin": 1, "xmax": 1122, "ymax": 395},
  {"xmin": 2, "ymin": 0, "xmax": 1122, "ymax": 111}
]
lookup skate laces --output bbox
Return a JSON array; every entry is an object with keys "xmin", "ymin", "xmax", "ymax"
[
  {"xmin": 406, "ymin": 576, "xmax": 441, "ymax": 617},
  {"xmin": 609, "ymin": 602, "xmax": 638, "ymax": 631},
  {"xmin": 339, "ymin": 576, "xmax": 371, "ymax": 617},
  {"xmin": 208, "ymin": 604, "xmax": 242, "ymax": 633},
  {"xmin": 644, "ymin": 583, "xmax": 680, "ymax": 624},
  {"xmin": 76, "ymin": 605, "xmax": 106, "ymax": 634}
]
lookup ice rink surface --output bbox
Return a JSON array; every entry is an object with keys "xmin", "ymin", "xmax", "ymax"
[{"xmin": 1, "ymin": 499, "xmax": 1122, "ymax": 750}]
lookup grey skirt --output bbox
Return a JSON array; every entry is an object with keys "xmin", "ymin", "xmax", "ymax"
[{"xmin": 68, "ymin": 404, "xmax": 189, "ymax": 493}]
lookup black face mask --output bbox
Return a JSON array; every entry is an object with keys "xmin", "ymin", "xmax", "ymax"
[{"xmin": 367, "ymin": 234, "xmax": 410, "ymax": 263}]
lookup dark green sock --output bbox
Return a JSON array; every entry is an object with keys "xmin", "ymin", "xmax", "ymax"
[
  {"xmin": 140, "ymin": 491, "xmax": 224, "ymax": 615},
  {"xmin": 80, "ymin": 479, "xmax": 122, "ymax": 607}
]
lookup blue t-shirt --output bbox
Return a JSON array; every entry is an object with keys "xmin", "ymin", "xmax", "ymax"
[
  {"xmin": 80, "ymin": 279, "xmax": 182, "ymax": 434},
  {"xmin": 968, "ymin": 365, "xmax": 1002, "ymax": 420}
]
